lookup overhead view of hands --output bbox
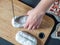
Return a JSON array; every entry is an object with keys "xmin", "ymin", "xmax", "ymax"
[
  {"xmin": 24, "ymin": 0, "xmax": 55, "ymax": 30},
  {"xmin": 24, "ymin": 9, "xmax": 45, "ymax": 30}
]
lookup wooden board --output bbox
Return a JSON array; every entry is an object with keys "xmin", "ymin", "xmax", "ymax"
[{"xmin": 0, "ymin": 0, "xmax": 55, "ymax": 45}]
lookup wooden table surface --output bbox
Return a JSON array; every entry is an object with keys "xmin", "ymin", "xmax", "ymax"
[{"xmin": 0, "ymin": 0, "xmax": 55, "ymax": 45}]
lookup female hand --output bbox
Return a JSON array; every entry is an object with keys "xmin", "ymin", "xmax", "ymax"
[{"xmin": 24, "ymin": 9, "xmax": 45, "ymax": 30}]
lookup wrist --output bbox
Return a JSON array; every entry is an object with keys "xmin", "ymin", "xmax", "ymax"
[
  {"xmin": 35, "ymin": 6, "xmax": 47, "ymax": 12},
  {"xmin": 33, "ymin": 8, "xmax": 45, "ymax": 16}
]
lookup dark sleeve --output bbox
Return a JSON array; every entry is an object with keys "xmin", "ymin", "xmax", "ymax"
[{"xmin": 19, "ymin": 0, "xmax": 41, "ymax": 8}]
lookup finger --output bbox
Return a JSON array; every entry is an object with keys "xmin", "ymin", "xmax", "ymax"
[
  {"xmin": 28, "ymin": 20, "xmax": 38, "ymax": 30},
  {"xmin": 24, "ymin": 17, "xmax": 31, "ymax": 28},
  {"xmin": 34, "ymin": 21, "xmax": 41, "ymax": 29},
  {"xmin": 24, "ymin": 23, "xmax": 29, "ymax": 28},
  {"xmin": 24, "ymin": 20, "xmax": 29, "ymax": 28},
  {"xmin": 37, "ymin": 25, "xmax": 40, "ymax": 29},
  {"xmin": 28, "ymin": 24, "xmax": 33, "ymax": 30},
  {"xmin": 32, "ymin": 22, "xmax": 38, "ymax": 30},
  {"xmin": 32, "ymin": 26, "xmax": 36, "ymax": 30},
  {"xmin": 37, "ymin": 18, "xmax": 43, "ymax": 28},
  {"xmin": 36, "ymin": 22, "xmax": 41, "ymax": 29}
]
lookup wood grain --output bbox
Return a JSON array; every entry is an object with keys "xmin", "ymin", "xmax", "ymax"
[{"xmin": 0, "ymin": 0, "xmax": 55, "ymax": 45}]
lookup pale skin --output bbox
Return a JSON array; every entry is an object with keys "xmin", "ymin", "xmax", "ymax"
[{"xmin": 24, "ymin": 0, "xmax": 55, "ymax": 30}]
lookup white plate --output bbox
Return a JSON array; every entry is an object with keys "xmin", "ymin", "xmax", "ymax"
[{"xmin": 12, "ymin": 16, "xmax": 28, "ymax": 28}]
